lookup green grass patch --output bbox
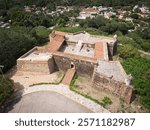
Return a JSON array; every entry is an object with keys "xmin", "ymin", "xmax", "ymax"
[
  {"xmin": 101, "ymin": 97, "xmax": 112, "ymax": 107},
  {"xmin": 35, "ymin": 26, "xmax": 50, "ymax": 38},
  {"xmin": 29, "ymin": 72, "xmax": 65, "ymax": 87},
  {"xmin": 55, "ymin": 27, "xmax": 85, "ymax": 33},
  {"xmin": 55, "ymin": 27, "xmax": 111, "ymax": 36},
  {"xmin": 70, "ymin": 74, "xmax": 111, "ymax": 108}
]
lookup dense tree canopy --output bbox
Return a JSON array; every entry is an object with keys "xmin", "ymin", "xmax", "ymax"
[
  {"xmin": 0, "ymin": 28, "xmax": 36, "ymax": 72},
  {"xmin": 0, "ymin": 0, "xmax": 150, "ymax": 10},
  {"xmin": 0, "ymin": 76, "xmax": 14, "ymax": 105},
  {"xmin": 118, "ymin": 44, "xmax": 140, "ymax": 59},
  {"xmin": 122, "ymin": 57, "xmax": 150, "ymax": 109}
]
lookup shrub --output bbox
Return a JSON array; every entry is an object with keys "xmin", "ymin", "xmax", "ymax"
[
  {"xmin": 32, "ymin": 26, "xmax": 50, "ymax": 45},
  {"xmin": 0, "ymin": 76, "xmax": 14, "ymax": 105},
  {"xmin": 141, "ymin": 41, "xmax": 150, "ymax": 52},
  {"xmin": 118, "ymin": 44, "xmax": 140, "ymax": 59},
  {"xmin": 102, "ymin": 97, "xmax": 112, "ymax": 107}
]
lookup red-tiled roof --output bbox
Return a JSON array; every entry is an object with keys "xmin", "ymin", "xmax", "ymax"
[
  {"xmin": 94, "ymin": 43, "xmax": 104, "ymax": 60},
  {"xmin": 48, "ymin": 33, "xmax": 64, "ymax": 52}
]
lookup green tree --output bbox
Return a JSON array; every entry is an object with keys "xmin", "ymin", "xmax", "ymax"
[
  {"xmin": 122, "ymin": 57, "xmax": 150, "ymax": 110},
  {"xmin": 32, "ymin": 26, "xmax": 50, "ymax": 44},
  {"xmin": 130, "ymin": 13, "xmax": 139, "ymax": 19},
  {"xmin": 118, "ymin": 44, "xmax": 140, "ymax": 59},
  {"xmin": 101, "ymin": 21, "xmax": 118, "ymax": 34},
  {"xmin": 0, "ymin": 76, "xmax": 14, "ymax": 105},
  {"xmin": 8, "ymin": 7, "xmax": 28, "ymax": 26},
  {"xmin": 126, "ymin": 22, "xmax": 134, "ymax": 30},
  {"xmin": 0, "ymin": 28, "xmax": 36, "ymax": 72},
  {"xmin": 141, "ymin": 41, "xmax": 150, "ymax": 52},
  {"xmin": 47, "ymin": 3, "xmax": 56, "ymax": 11},
  {"xmin": 95, "ymin": 16, "xmax": 108, "ymax": 28},
  {"xmin": 118, "ymin": 23, "xmax": 128, "ymax": 34}
]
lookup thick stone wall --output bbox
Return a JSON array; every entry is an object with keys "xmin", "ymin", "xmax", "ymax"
[
  {"xmin": 92, "ymin": 72, "xmax": 134, "ymax": 103},
  {"xmin": 53, "ymin": 55, "xmax": 96, "ymax": 77},
  {"xmin": 48, "ymin": 58, "xmax": 55, "ymax": 73},
  {"xmin": 17, "ymin": 58, "xmax": 55, "ymax": 74},
  {"xmin": 108, "ymin": 40, "xmax": 118, "ymax": 58}
]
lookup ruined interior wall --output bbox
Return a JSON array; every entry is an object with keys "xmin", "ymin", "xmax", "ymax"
[
  {"xmin": 113, "ymin": 40, "xmax": 118, "ymax": 55},
  {"xmin": 53, "ymin": 55, "xmax": 96, "ymax": 77},
  {"xmin": 92, "ymin": 72, "xmax": 134, "ymax": 103},
  {"xmin": 107, "ymin": 40, "xmax": 118, "ymax": 58},
  {"xmin": 66, "ymin": 41, "xmax": 76, "ymax": 45},
  {"xmin": 67, "ymin": 41, "xmax": 95, "ymax": 49}
]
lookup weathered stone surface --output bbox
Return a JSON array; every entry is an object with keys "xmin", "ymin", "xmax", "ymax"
[
  {"xmin": 92, "ymin": 72, "xmax": 134, "ymax": 103},
  {"xmin": 17, "ymin": 57, "xmax": 55, "ymax": 74},
  {"xmin": 53, "ymin": 54, "xmax": 96, "ymax": 77}
]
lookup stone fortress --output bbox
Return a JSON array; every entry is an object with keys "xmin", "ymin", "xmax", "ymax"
[{"xmin": 17, "ymin": 31, "xmax": 134, "ymax": 103}]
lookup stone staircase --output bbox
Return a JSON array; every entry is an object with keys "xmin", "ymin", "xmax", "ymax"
[{"xmin": 62, "ymin": 68, "xmax": 76, "ymax": 86}]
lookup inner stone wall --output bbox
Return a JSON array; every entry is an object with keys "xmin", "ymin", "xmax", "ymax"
[
  {"xmin": 53, "ymin": 54, "xmax": 96, "ymax": 77},
  {"xmin": 66, "ymin": 41, "xmax": 95, "ymax": 48},
  {"xmin": 92, "ymin": 71, "xmax": 134, "ymax": 103},
  {"xmin": 108, "ymin": 40, "xmax": 118, "ymax": 58}
]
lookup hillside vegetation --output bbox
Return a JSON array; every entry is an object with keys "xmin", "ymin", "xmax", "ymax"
[{"xmin": 0, "ymin": 76, "xmax": 14, "ymax": 105}]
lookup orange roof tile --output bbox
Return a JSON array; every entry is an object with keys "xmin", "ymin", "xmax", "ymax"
[
  {"xmin": 94, "ymin": 43, "xmax": 104, "ymax": 60},
  {"xmin": 48, "ymin": 33, "xmax": 64, "ymax": 52}
]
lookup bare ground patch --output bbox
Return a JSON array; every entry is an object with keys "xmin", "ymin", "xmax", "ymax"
[
  {"xmin": 73, "ymin": 76, "xmax": 147, "ymax": 113},
  {"xmin": 7, "ymin": 66, "xmax": 64, "ymax": 87}
]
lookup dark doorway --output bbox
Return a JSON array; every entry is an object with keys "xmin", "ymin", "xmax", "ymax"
[{"xmin": 70, "ymin": 62, "xmax": 75, "ymax": 68}]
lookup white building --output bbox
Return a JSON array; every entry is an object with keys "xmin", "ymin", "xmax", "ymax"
[{"xmin": 77, "ymin": 7, "xmax": 99, "ymax": 20}]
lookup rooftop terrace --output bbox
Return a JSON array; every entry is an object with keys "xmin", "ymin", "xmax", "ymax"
[
  {"xmin": 96, "ymin": 61, "xmax": 127, "ymax": 82},
  {"xmin": 65, "ymin": 32, "xmax": 116, "ymax": 45}
]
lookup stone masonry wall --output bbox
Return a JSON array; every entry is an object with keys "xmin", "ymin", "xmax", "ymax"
[
  {"xmin": 92, "ymin": 72, "xmax": 134, "ymax": 103},
  {"xmin": 17, "ymin": 58, "xmax": 54, "ymax": 74},
  {"xmin": 53, "ymin": 55, "xmax": 96, "ymax": 77},
  {"xmin": 107, "ymin": 40, "xmax": 118, "ymax": 58}
]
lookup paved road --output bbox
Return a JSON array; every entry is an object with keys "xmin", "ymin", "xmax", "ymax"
[{"xmin": 6, "ymin": 91, "xmax": 92, "ymax": 113}]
